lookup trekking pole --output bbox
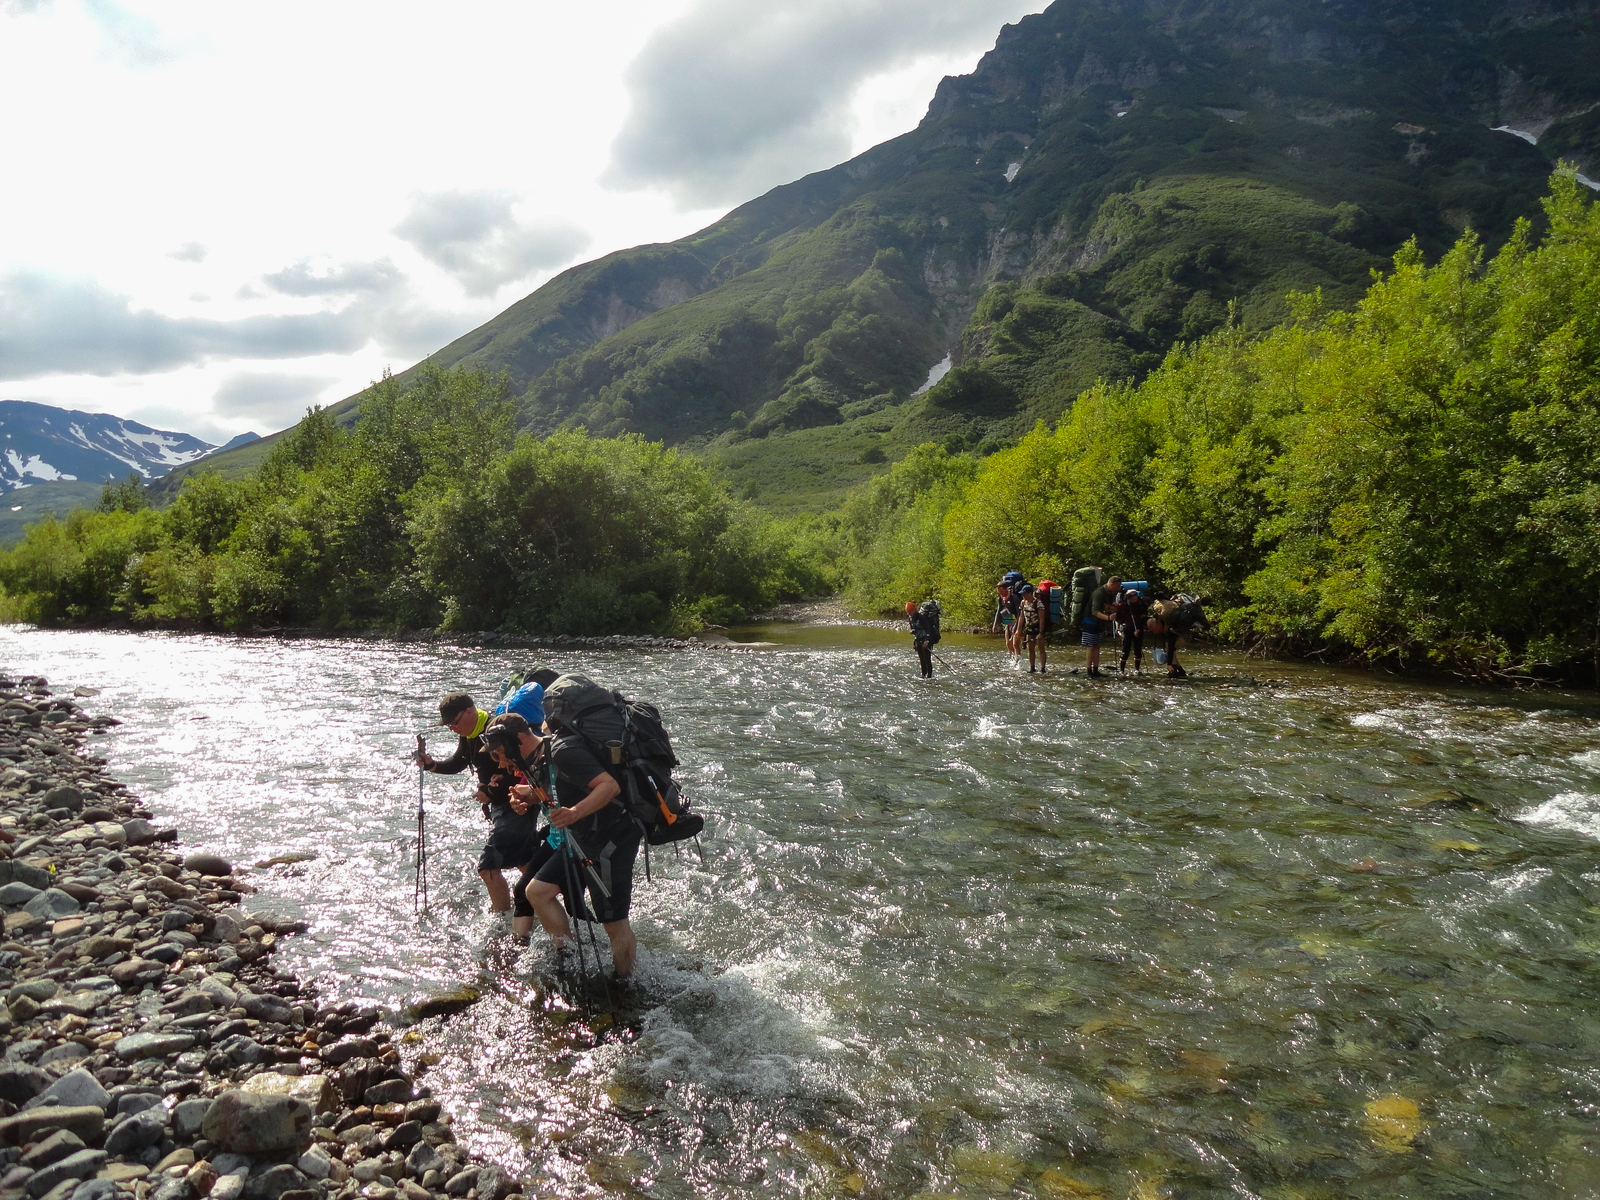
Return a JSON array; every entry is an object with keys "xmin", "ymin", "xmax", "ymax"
[
  {"xmin": 414, "ymin": 735, "xmax": 428, "ymax": 913},
  {"xmin": 931, "ymin": 648, "xmax": 959, "ymax": 673}
]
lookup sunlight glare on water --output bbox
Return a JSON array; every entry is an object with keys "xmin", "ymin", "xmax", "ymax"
[{"xmin": 6, "ymin": 624, "xmax": 1600, "ymax": 1199}]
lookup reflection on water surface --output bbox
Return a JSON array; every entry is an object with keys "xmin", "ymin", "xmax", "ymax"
[{"xmin": 5, "ymin": 624, "xmax": 1600, "ymax": 1199}]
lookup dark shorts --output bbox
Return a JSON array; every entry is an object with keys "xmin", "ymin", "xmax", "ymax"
[
  {"xmin": 477, "ymin": 814, "xmax": 540, "ymax": 872},
  {"xmin": 533, "ymin": 822, "xmax": 641, "ymax": 924},
  {"xmin": 1080, "ymin": 621, "xmax": 1103, "ymax": 647}
]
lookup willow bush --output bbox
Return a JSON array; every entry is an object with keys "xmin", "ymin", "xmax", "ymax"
[{"xmin": 834, "ymin": 173, "xmax": 1600, "ymax": 679}]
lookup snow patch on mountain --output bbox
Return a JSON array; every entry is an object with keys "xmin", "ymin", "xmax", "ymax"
[{"xmin": 0, "ymin": 400, "xmax": 215, "ymax": 493}]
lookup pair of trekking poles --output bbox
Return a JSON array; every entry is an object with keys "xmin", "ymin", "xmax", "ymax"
[{"xmin": 411, "ymin": 732, "xmax": 617, "ymax": 1000}]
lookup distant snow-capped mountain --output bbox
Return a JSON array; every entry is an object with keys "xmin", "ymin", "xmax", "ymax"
[{"xmin": 0, "ymin": 400, "xmax": 218, "ymax": 491}]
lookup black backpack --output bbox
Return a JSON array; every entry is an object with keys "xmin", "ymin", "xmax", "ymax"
[
  {"xmin": 542, "ymin": 674, "xmax": 704, "ymax": 849},
  {"xmin": 916, "ymin": 599, "xmax": 942, "ymax": 644}
]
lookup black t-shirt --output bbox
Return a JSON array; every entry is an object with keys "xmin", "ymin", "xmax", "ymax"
[{"xmin": 549, "ymin": 734, "xmax": 631, "ymax": 840}]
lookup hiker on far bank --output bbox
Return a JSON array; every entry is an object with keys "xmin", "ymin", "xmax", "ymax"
[
  {"xmin": 1082, "ymin": 574, "xmax": 1121, "ymax": 679},
  {"xmin": 906, "ymin": 599, "xmax": 941, "ymax": 678},
  {"xmin": 1017, "ymin": 584, "xmax": 1047, "ymax": 673}
]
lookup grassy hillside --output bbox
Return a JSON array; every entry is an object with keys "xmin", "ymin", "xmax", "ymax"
[
  {"xmin": 159, "ymin": 0, "xmax": 1600, "ymax": 512},
  {"xmin": 0, "ymin": 483, "xmax": 107, "ymax": 544}
]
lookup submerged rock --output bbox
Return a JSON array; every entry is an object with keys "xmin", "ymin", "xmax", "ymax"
[{"xmin": 406, "ymin": 986, "xmax": 480, "ymax": 1020}]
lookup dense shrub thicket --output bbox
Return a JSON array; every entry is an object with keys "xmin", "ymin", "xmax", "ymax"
[
  {"xmin": 0, "ymin": 366, "xmax": 820, "ymax": 634},
  {"xmin": 837, "ymin": 176, "xmax": 1600, "ymax": 680}
]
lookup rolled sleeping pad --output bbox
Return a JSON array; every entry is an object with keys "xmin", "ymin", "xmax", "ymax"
[{"xmin": 1122, "ymin": 580, "xmax": 1150, "ymax": 595}]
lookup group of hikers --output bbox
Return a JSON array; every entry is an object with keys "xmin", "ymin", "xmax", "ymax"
[
  {"xmin": 906, "ymin": 567, "xmax": 1209, "ymax": 679},
  {"xmin": 413, "ymin": 669, "xmax": 701, "ymax": 983}
]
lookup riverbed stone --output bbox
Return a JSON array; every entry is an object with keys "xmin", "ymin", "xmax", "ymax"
[
  {"xmin": 67, "ymin": 1180, "xmax": 119, "ymax": 1200},
  {"xmin": 0, "ymin": 881, "xmax": 41, "ymax": 906},
  {"xmin": 197, "ymin": 975, "xmax": 237, "ymax": 1006},
  {"xmin": 201, "ymin": 1092, "xmax": 314, "ymax": 1156},
  {"xmin": 24, "ymin": 889, "xmax": 80, "ymax": 919},
  {"xmin": 0, "ymin": 1106, "xmax": 104, "ymax": 1147},
  {"xmin": 182, "ymin": 854, "xmax": 231, "ymax": 877},
  {"xmin": 103, "ymin": 1109, "xmax": 167, "ymax": 1156},
  {"xmin": 110, "ymin": 957, "xmax": 164, "ymax": 986},
  {"xmin": 114, "ymin": 1031, "xmax": 195, "ymax": 1060},
  {"xmin": 241, "ymin": 1165, "xmax": 305, "ymax": 1200},
  {"xmin": 148, "ymin": 1178, "xmax": 194, "ymax": 1200},
  {"xmin": 362, "ymin": 1079, "xmax": 411, "ymax": 1107},
  {"xmin": 320, "ymin": 1038, "xmax": 378, "ymax": 1066},
  {"xmin": 41, "ymin": 787, "xmax": 84, "ymax": 813},
  {"xmin": 238, "ymin": 993, "xmax": 295, "ymax": 1024},
  {"xmin": 209, "ymin": 1177, "xmax": 245, "ymax": 1200},
  {"xmin": 115, "ymin": 1092, "xmax": 162, "ymax": 1117},
  {"xmin": 21, "ymin": 1131, "xmax": 86, "ymax": 1170},
  {"xmin": 171, "ymin": 1097, "xmax": 212, "ymax": 1138},
  {"xmin": 240, "ymin": 1072, "xmax": 337, "ymax": 1113},
  {"xmin": 4, "ymin": 910, "xmax": 43, "ymax": 935},
  {"xmin": 78, "ymin": 935, "xmax": 132, "ymax": 960},
  {"xmin": 121, "ymin": 820, "xmax": 155, "ymax": 847},
  {"xmin": 37, "ymin": 1042, "xmax": 89, "ymax": 1068},
  {"xmin": 25, "ymin": 1069, "xmax": 110, "ymax": 1113},
  {"xmin": 0, "ymin": 1060, "xmax": 51, "ymax": 1103},
  {"xmin": 24, "ymin": 1149, "xmax": 106, "ymax": 1198}
]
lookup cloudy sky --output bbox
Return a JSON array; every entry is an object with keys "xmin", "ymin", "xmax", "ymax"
[{"xmin": 0, "ymin": 0, "xmax": 1047, "ymax": 447}]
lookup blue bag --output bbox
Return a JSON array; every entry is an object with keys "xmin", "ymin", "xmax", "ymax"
[{"xmin": 494, "ymin": 681, "xmax": 546, "ymax": 728}]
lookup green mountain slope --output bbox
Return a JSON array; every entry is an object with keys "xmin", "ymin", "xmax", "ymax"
[{"xmin": 163, "ymin": 0, "xmax": 1600, "ymax": 510}]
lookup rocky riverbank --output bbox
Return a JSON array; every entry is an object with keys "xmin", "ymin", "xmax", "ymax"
[{"xmin": 0, "ymin": 675, "xmax": 526, "ymax": 1200}]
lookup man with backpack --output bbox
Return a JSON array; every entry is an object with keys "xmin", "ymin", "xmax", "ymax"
[
  {"xmin": 1081, "ymin": 574, "xmax": 1121, "ymax": 678},
  {"xmin": 415, "ymin": 691, "xmax": 537, "ymax": 924},
  {"xmin": 906, "ymin": 599, "xmax": 941, "ymax": 677},
  {"xmin": 518, "ymin": 679, "xmax": 640, "ymax": 978}
]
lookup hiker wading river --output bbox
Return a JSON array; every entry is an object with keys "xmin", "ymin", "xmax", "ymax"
[{"xmin": 6, "ymin": 623, "xmax": 1600, "ymax": 1198}]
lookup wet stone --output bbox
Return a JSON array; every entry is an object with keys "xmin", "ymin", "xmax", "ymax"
[
  {"xmin": 202, "ymin": 1091, "xmax": 314, "ymax": 1156},
  {"xmin": 0, "ymin": 881, "xmax": 41, "ymax": 906},
  {"xmin": 182, "ymin": 854, "xmax": 231, "ymax": 877},
  {"xmin": 21, "ymin": 1131, "xmax": 86, "ymax": 1170},
  {"xmin": 114, "ymin": 1031, "xmax": 195, "ymax": 1061},
  {"xmin": 0, "ymin": 1061, "xmax": 51, "ymax": 1104},
  {"xmin": 103, "ymin": 1109, "xmax": 166, "ymax": 1155}
]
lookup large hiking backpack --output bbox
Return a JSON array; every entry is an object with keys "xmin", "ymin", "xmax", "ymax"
[
  {"xmin": 1001, "ymin": 570, "xmax": 1024, "ymax": 591},
  {"xmin": 1070, "ymin": 566, "xmax": 1103, "ymax": 627},
  {"xmin": 542, "ymin": 674, "xmax": 703, "ymax": 847},
  {"xmin": 917, "ymin": 599, "xmax": 942, "ymax": 644},
  {"xmin": 1036, "ymin": 580, "xmax": 1060, "ymax": 631}
]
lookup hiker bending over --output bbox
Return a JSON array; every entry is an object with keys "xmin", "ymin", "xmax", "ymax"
[
  {"xmin": 1016, "ymin": 584, "xmax": 1047, "ymax": 673},
  {"xmin": 415, "ymin": 692, "xmax": 521, "ymax": 919},
  {"xmin": 1115, "ymin": 586, "xmax": 1148, "ymax": 674},
  {"xmin": 522, "ymin": 714, "xmax": 642, "ymax": 979},
  {"xmin": 1082, "ymin": 575, "xmax": 1121, "ymax": 679},
  {"xmin": 478, "ymin": 713, "xmax": 548, "ymax": 941}
]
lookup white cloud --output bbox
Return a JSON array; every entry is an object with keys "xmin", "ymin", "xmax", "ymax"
[
  {"xmin": 212, "ymin": 371, "xmax": 335, "ymax": 425},
  {"xmin": 168, "ymin": 241, "xmax": 208, "ymax": 263},
  {"xmin": 604, "ymin": 0, "xmax": 1046, "ymax": 208},
  {"xmin": 393, "ymin": 192, "xmax": 591, "ymax": 298},
  {"xmin": 0, "ymin": 268, "xmax": 367, "ymax": 378}
]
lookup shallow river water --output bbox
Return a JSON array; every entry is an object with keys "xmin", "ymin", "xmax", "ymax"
[{"xmin": 4, "ymin": 623, "xmax": 1600, "ymax": 1200}]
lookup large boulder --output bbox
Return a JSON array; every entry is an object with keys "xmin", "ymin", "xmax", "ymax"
[{"xmin": 200, "ymin": 1091, "xmax": 314, "ymax": 1156}]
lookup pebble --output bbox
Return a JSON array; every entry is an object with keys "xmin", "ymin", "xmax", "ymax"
[{"xmin": 0, "ymin": 671, "xmax": 509, "ymax": 1200}]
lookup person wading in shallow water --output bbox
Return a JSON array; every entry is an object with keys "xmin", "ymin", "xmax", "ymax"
[
  {"xmin": 1082, "ymin": 575, "xmax": 1121, "ymax": 678},
  {"xmin": 906, "ymin": 600, "xmax": 940, "ymax": 678},
  {"xmin": 416, "ymin": 692, "xmax": 524, "ymax": 918},
  {"xmin": 1016, "ymin": 583, "xmax": 1047, "ymax": 673},
  {"xmin": 521, "ymin": 711, "xmax": 642, "ymax": 979}
]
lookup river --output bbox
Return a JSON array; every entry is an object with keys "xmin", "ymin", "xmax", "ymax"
[{"xmin": 3, "ymin": 622, "xmax": 1600, "ymax": 1199}]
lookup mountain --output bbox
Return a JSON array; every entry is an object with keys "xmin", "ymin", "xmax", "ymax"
[
  {"xmin": 165, "ymin": 0, "xmax": 1600, "ymax": 511},
  {"xmin": 0, "ymin": 400, "xmax": 215, "ymax": 492}
]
